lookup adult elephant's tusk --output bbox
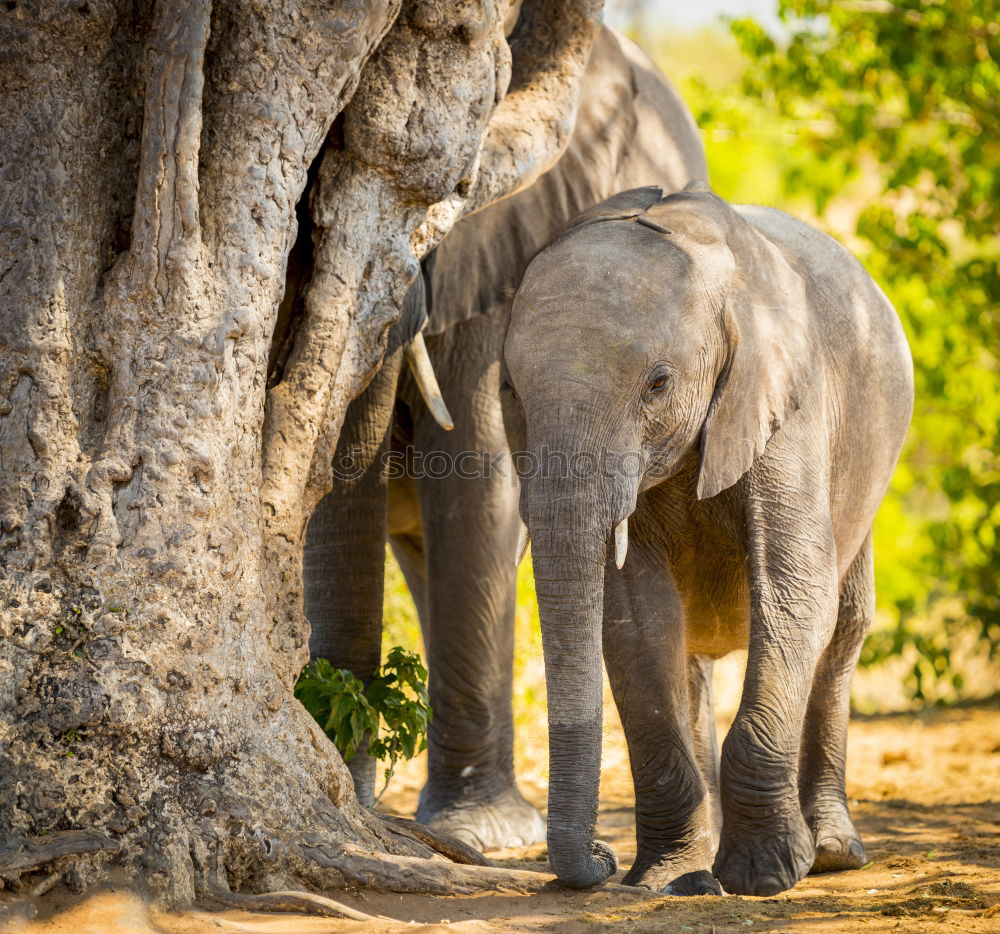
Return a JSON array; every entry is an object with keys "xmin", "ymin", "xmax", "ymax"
[
  {"xmin": 515, "ymin": 520, "xmax": 530, "ymax": 567},
  {"xmin": 614, "ymin": 517, "xmax": 628, "ymax": 569},
  {"xmin": 407, "ymin": 332, "xmax": 454, "ymax": 431}
]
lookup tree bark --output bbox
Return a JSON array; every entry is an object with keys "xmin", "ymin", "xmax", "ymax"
[{"xmin": 0, "ymin": 0, "xmax": 599, "ymax": 905}]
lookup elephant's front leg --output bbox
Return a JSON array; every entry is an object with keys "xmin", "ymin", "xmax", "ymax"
[
  {"xmin": 713, "ymin": 484, "xmax": 840, "ymax": 896},
  {"xmin": 603, "ymin": 539, "xmax": 721, "ymax": 895},
  {"xmin": 406, "ymin": 325, "xmax": 544, "ymax": 850},
  {"xmin": 304, "ymin": 350, "xmax": 402, "ymax": 806}
]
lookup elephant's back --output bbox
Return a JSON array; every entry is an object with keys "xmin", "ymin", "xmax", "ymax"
[
  {"xmin": 601, "ymin": 31, "xmax": 707, "ymax": 189},
  {"xmin": 738, "ymin": 205, "xmax": 914, "ymax": 574},
  {"xmin": 737, "ymin": 205, "xmax": 913, "ymax": 430},
  {"xmin": 425, "ymin": 27, "xmax": 707, "ymax": 335}
]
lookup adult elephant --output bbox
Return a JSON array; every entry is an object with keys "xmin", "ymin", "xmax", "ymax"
[{"xmin": 303, "ymin": 27, "xmax": 708, "ymax": 851}]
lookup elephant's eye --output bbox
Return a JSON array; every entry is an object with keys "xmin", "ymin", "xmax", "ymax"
[
  {"xmin": 647, "ymin": 374, "xmax": 668, "ymax": 394},
  {"xmin": 499, "ymin": 378, "xmax": 518, "ymax": 400}
]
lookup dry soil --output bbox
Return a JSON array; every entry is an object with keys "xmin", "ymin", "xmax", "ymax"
[{"xmin": 3, "ymin": 694, "xmax": 998, "ymax": 934}]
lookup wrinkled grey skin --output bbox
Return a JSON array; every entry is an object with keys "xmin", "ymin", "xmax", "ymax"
[
  {"xmin": 303, "ymin": 28, "xmax": 708, "ymax": 850},
  {"xmin": 502, "ymin": 183, "xmax": 913, "ymax": 895}
]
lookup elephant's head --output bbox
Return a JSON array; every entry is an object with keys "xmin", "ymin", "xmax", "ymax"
[{"xmin": 502, "ymin": 182, "xmax": 810, "ymax": 887}]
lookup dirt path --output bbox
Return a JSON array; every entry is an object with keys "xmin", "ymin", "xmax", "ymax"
[{"xmin": 4, "ymin": 701, "xmax": 998, "ymax": 933}]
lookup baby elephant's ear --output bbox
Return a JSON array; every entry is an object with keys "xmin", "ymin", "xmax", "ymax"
[
  {"xmin": 683, "ymin": 179, "xmax": 713, "ymax": 194},
  {"xmin": 556, "ymin": 186, "xmax": 664, "ymax": 239},
  {"xmin": 696, "ymin": 228, "xmax": 812, "ymax": 500}
]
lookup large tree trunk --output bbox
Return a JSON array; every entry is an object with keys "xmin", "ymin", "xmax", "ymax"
[{"xmin": 0, "ymin": 0, "xmax": 599, "ymax": 905}]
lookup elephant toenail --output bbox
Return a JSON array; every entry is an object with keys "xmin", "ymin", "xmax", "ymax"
[
  {"xmin": 661, "ymin": 870, "xmax": 724, "ymax": 896},
  {"xmin": 752, "ymin": 875, "xmax": 786, "ymax": 896}
]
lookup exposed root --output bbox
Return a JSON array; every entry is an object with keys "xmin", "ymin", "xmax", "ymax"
[
  {"xmin": 375, "ymin": 814, "xmax": 493, "ymax": 867},
  {"xmin": 307, "ymin": 843, "xmax": 562, "ymax": 895},
  {"xmin": 28, "ymin": 870, "xmax": 63, "ymax": 898},
  {"xmin": 0, "ymin": 830, "xmax": 119, "ymax": 877},
  {"xmin": 209, "ymin": 890, "xmax": 381, "ymax": 922},
  {"xmin": 0, "ymin": 821, "xmax": 649, "ymax": 906},
  {"xmin": 310, "ymin": 845, "xmax": 654, "ymax": 897}
]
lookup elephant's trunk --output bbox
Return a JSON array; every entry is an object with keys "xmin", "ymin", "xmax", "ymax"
[{"xmin": 523, "ymin": 436, "xmax": 636, "ymax": 888}]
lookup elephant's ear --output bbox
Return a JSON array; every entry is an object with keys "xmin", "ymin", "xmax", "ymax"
[
  {"xmin": 554, "ymin": 186, "xmax": 664, "ymax": 240},
  {"xmin": 696, "ymin": 220, "xmax": 812, "ymax": 500},
  {"xmin": 634, "ymin": 185, "xmax": 812, "ymax": 499}
]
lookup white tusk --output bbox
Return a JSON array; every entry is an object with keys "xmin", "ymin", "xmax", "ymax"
[
  {"xmin": 614, "ymin": 517, "xmax": 628, "ymax": 569},
  {"xmin": 515, "ymin": 520, "xmax": 530, "ymax": 567},
  {"xmin": 407, "ymin": 331, "xmax": 454, "ymax": 431}
]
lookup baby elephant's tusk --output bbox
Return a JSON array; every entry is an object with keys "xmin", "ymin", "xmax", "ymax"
[
  {"xmin": 407, "ymin": 332, "xmax": 455, "ymax": 431},
  {"xmin": 614, "ymin": 517, "xmax": 628, "ymax": 569},
  {"xmin": 515, "ymin": 520, "xmax": 530, "ymax": 567}
]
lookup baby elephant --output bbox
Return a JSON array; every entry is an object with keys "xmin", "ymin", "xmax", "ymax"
[{"xmin": 502, "ymin": 183, "xmax": 913, "ymax": 896}]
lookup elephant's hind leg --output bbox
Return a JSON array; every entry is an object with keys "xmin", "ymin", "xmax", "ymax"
[
  {"xmin": 402, "ymin": 321, "xmax": 544, "ymax": 851},
  {"xmin": 604, "ymin": 542, "xmax": 720, "ymax": 895},
  {"xmin": 799, "ymin": 532, "xmax": 873, "ymax": 874},
  {"xmin": 687, "ymin": 654, "xmax": 721, "ymax": 848}
]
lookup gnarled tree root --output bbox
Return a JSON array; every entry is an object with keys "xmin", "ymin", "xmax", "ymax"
[
  {"xmin": 207, "ymin": 890, "xmax": 382, "ymax": 922},
  {"xmin": 322, "ymin": 848, "xmax": 652, "ymax": 898},
  {"xmin": 306, "ymin": 843, "xmax": 582, "ymax": 896},
  {"xmin": 0, "ymin": 830, "xmax": 119, "ymax": 879},
  {"xmin": 373, "ymin": 814, "xmax": 492, "ymax": 867}
]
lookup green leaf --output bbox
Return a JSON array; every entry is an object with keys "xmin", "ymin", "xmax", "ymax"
[{"xmin": 294, "ymin": 647, "xmax": 432, "ymax": 797}]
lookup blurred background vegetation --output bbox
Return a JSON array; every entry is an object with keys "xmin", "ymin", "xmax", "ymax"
[
  {"xmin": 660, "ymin": 0, "xmax": 1000, "ymax": 705},
  {"xmin": 384, "ymin": 0, "xmax": 998, "ymax": 725}
]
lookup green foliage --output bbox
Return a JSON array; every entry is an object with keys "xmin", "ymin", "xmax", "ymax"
[
  {"xmin": 365, "ymin": 647, "xmax": 432, "ymax": 768},
  {"xmin": 60, "ymin": 728, "xmax": 85, "ymax": 757},
  {"xmin": 295, "ymin": 647, "xmax": 431, "ymax": 802},
  {"xmin": 726, "ymin": 1, "xmax": 1000, "ymax": 699},
  {"xmin": 295, "ymin": 661, "xmax": 378, "ymax": 762}
]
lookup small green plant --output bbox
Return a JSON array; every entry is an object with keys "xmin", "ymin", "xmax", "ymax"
[
  {"xmin": 60, "ymin": 728, "xmax": 85, "ymax": 757},
  {"xmin": 294, "ymin": 646, "xmax": 431, "ymax": 805}
]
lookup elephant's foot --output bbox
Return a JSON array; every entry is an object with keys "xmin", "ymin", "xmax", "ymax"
[
  {"xmin": 806, "ymin": 806, "xmax": 866, "ymax": 874},
  {"xmin": 416, "ymin": 785, "xmax": 545, "ymax": 851},
  {"xmin": 622, "ymin": 832, "xmax": 721, "ymax": 895},
  {"xmin": 662, "ymin": 870, "xmax": 724, "ymax": 896},
  {"xmin": 712, "ymin": 811, "xmax": 815, "ymax": 896},
  {"xmin": 624, "ymin": 861, "xmax": 722, "ymax": 896}
]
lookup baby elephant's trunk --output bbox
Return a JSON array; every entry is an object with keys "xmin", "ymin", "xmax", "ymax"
[{"xmin": 522, "ymin": 452, "xmax": 636, "ymax": 887}]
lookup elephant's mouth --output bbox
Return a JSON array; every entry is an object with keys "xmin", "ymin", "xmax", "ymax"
[{"xmin": 515, "ymin": 514, "xmax": 627, "ymax": 570}]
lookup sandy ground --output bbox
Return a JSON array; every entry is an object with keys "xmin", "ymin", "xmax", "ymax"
[{"xmin": 4, "ymin": 691, "xmax": 998, "ymax": 934}]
